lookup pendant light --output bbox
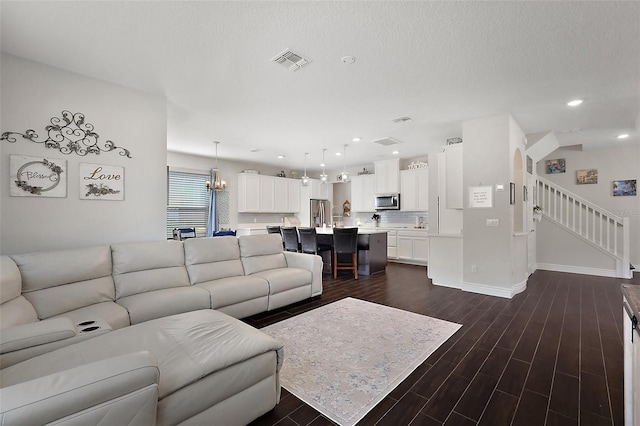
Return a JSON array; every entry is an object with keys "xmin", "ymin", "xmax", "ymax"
[
  {"xmin": 205, "ymin": 141, "xmax": 227, "ymax": 191},
  {"xmin": 340, "ymin": 144, "xmax": 349, "ymax": 182},
  {"xmin": 320, "ymin": 148, "xmax": 328, "ymax": 184},
  {"xmin": 302, "ymin": 152, "xmax": 310, "ymax": 186}
]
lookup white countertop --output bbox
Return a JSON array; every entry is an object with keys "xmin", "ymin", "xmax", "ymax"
[{"xmin": 316, "ymin": 227, "xmax": 388, "ymax": 235}]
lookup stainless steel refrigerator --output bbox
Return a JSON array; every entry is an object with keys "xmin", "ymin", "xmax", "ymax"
[{"xmin": 310, "ymin": 199, "xmax": 330, "ymax": 228}]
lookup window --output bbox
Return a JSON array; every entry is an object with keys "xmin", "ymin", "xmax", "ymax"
[{"xmin": 167, "ymin": 170, "xmax": 209, "ymax": 238}]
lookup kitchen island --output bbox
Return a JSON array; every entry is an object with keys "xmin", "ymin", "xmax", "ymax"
[{"xmin": 316, "ymin": 228, "xmax": 387, "ymax": 276}]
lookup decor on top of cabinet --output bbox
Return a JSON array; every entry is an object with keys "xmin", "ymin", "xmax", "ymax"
[
  {"xmin": 407, "ymin": 161, "xmax": 428, "ymax": 170},
  {"xmin": 446, "ymin": 137, "xmax": 462, "ymax": 145},
  {"xmin": 10, "ymin": 154, "xmax": 67, "ymax": 197},
  {"xmin": 276, "ymin": 170, "xmax": 286, "ymax": 177},
  {"xmin": 1, "ymin": 110, "xmax": 132, "ymax": 158},
  {"xmin": 357, "ymin": 167, "xmax": 372, "ymax": 175},
  {"xmin": 79, "ymin": 163, "xmax": 124, "ymax": 200}
]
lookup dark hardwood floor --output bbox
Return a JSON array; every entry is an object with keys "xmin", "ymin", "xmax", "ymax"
[{"xmin": 246, "ymin": 263, "xmax": 640, "ymax": 426}]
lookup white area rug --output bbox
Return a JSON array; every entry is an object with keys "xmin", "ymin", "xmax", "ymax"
[{"xmin": 261, "ymin": 297, "xmax": 462, "ymax": 426}]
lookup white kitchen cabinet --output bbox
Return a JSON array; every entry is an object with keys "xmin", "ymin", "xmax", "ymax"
[
  {"xmin": 238, "ymin": 174, "xmax": 300, "ymax": 213},
  {"xmin": 445, "ymin": 143, "xmax": 463, "ymax": 209},
  {"xmin": 237, "ymin": 173, "xmax": 261, "ymax": 212},
  {"xmin": 374, "ymin": 158, "xmax": 400, "ymax": 194},
  {"xmin": 287, "ymin": 179, "xmax": 301, "ymax": 213},
  {"xmin": 273, "ymin": 177, "xmax": 288, "ymax": 212},
  {"xmin": 310, "ymin": 179, "xmax": 329, "ymax": 200},
  {"xmin": 386, "ymin": 229, "xmax": 398, "ymax": 259},
  {"xmin": 400, "ymin": 168, "xmax": 429, "ymax": 211},
  {"xmin": 350, "ymin": 174, "xmax": 376, "ymax": 212},
  {"xmin": 396, "ymin": 230, "xmax": 429, "ymax": 265}
]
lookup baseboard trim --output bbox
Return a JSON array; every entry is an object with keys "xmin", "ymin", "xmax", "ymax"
[
  {"xmin": 460, "ymin": 280, "xmax": 527, "ymax": 299},
  {"xmin": 536, "ymin": 263, "xmax": 618, "ymax": 278}
]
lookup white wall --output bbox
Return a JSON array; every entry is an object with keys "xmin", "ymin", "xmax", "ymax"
[
  {"xmin": 0, "ymin": 54, "xmax": 167, "ymax": 254},
  {"xmin": 462, "ymin": 114, "xmax": 528, "ymax": 298},
  {"xmin": 537, "ymin": 144, "xmax": 640, "ymax": 267}
]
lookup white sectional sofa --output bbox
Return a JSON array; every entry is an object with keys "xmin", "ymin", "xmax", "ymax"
[{"xmin": 0, "ymin": 234, "xmax": 323, "ymax": 425}]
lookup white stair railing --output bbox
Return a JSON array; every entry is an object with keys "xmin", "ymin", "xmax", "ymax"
[{"xmin": 536, "ymin": 177, "xmax": 631, "ymax": 278}]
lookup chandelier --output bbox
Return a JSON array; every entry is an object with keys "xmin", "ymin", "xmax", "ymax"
[{"xmin": 205, "ymin": 141, "xmax": 226, "ymax": 191}]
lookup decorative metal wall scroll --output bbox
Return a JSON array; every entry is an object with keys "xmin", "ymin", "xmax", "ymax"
[
  {"xmin": 10, "ymin": 155, "xmax": 67, "ymax": 197},
  {"xmin": 1, "ymin": 111, "xmax": 131, "ymax": 158},
  {"xmin": 79, "ymin": 163, "xmax": 125, "ymax": 200}
]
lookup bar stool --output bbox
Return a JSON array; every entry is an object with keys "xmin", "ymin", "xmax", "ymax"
[
  {"xmin": 332, "ymin": 227, "xmax": 359, "ymax": 279},
  {"xmin": 266, "ymin": 226, "xmax": 281, "ymax": 234},
  {"xmin": 298, "ymin": 227, "xmax": 333, "ymax": 274},
  {"xmin": 281, "ymin": 226, "xmax": 300, "ymax": 252}
]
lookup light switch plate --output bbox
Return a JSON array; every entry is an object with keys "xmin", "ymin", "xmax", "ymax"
[{"xmin": 486, "ymin": 219, "xmax": 499, "ymax": 227}]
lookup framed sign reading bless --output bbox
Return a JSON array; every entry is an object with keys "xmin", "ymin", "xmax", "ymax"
[
  {"xmin": 79, "ymin": 163, "xmax": 124, "ymax": 200},
  {"xmin": 10, "ymin": 155, "xmax": 67, "ymax": 197}
]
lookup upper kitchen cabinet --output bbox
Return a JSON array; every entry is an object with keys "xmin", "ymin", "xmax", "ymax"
[
  {"xmin": 445, "ymin": 144, "xmax": 463, "ymax": 209},
  {"xmin": 309, "ymin": 178, "xmax": 330, "ymax": 200},
  {"xmin": 350, "ymin": 174, "xmax": 376, "ymax": 212},
  {"xmin": 238, "ymin": 173, "xmax": 301, "ymax": 213},
  {"xmin": 400, "ymin": 168, "xmax": 428, "ymax": 211},
  {"xmin": 374, "ymin": 158, "xmax": 400, "ymax": 194}
]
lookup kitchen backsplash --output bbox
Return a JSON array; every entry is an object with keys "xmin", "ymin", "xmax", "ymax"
[{"xmin": 352, "ymin": 211, "xmax": 428, "ymax": 227}]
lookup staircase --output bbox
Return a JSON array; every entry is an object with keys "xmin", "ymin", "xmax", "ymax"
[{"xmin": 536, "ymin": 177, "xmax": 631, "ymax": 278}]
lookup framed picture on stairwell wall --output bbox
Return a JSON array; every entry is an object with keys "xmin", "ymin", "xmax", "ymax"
[{"xmin": 612, "ymin": 180, "xmax": 637, "ymax": 197}]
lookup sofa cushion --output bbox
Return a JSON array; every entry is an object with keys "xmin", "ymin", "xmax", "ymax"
[
  {"xmin": 239, "ymin": 235, "xmax": 287, "ymax": 275},
  {"xmin": 251, "ymin": 268, "xmax": 312, "ymax": 294},
  {"xmin": 111, "ymin": 241, "xmax": 189, "ymax": 299},
  {"xmin": 0, "ymin": 256, "xmax": 37, "ymax": 330},
  {"xmin": 116, "ymin": 287, "xmax": 210, "ymax": 324},
  {"xmin": 0, "ymin": 256, "xmax": 22, "ymax": 304},
  {"xmin": 184, "ymin": 237, "xmax": 245, "ymax": 283},
  {"xmin": 195, "ymin": 276, "xmax": 269, "ymax": 309},
  {"xmin": 11, "ymin": 247, "xmax": 115, "ymax": 320}
]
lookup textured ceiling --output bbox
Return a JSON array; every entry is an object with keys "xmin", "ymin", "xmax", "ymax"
[{"xmin": 1, "ymin": 1, "xmax": 639, "ymax": 171}]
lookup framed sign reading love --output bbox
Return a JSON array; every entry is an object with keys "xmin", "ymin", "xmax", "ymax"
[
  {"xmin": 79, "ymin": 163, "xmax": 124, "ymax": 200},
  {"xmin": 10, "ymin": 155, "xmax": 67, "ymax": 197}
]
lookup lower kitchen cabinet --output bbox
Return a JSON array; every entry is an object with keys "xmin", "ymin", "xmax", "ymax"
[{"xmin": 395, "ymin": 230, "xmax": 428, "ymax": 265}]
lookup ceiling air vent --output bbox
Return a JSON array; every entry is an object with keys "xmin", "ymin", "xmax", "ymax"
[
  {"xmin": 372, "ymin": 137, "xmax": 402, "ymax": 146},
  {"xmin": 271, "ymin": 49, "xmax": 311, "ymax": 71},
  {"xmin": 392, "ymin": 116, "xmax": 412, "ymax": 124}
]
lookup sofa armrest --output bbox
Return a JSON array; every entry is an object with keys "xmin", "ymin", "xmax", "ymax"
[
  {"xmin": 0, "ymin": 351, "xmax": 159, "ymax": 425},
  {"xmin": 0, "ymin": 317, "xmax": 77, "ymax": 354},
  {"xmin": 283, "ymin": 252, "xmax": 323, "ymax": 297},
  {"xmin": 1, "ymin": 318, "xmax": 113, "ymax": 368}
]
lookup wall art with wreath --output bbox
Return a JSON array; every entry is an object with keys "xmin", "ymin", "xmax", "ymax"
[{"xmin": 10, "ymin": 155, "xmax": 67, "ymax": 198}]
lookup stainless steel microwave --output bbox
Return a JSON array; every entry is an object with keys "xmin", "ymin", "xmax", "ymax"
[{"xmin": 375, "ymin": 194, "xmax": 400, "ymax": 210}]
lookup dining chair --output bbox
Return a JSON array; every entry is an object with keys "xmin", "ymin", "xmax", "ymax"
[
  {"xmin": 332, "ymin": 227, "xmax": 359, "ymax": 279},
  {"xmin": 281, "ymin": 226, "xmax": 300, "ymax": 252},
  {"xmin": 266, "ymin": 226, "xmax": 282, "ymax": 234},
  {"xmin": 298, "ymin": 227, "xmax": 333, "ymax": 274}
]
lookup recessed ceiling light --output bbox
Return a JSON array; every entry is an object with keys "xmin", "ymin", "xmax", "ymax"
[
  {"xmin": 617, "ymin": 134, "xmax": 630, "ymax": 139},
  {"xmin": 352, "ymin": 137, "xmax": 361, "ymax": 142},
  {"xmin": 392, "ymin": 150, "xmax": 400, "ymax": 155},
  {"xmin": 341, "ymin": 56, "xmax": 355, "ymax": 64},
  {"xmin": 567, "ymin": 99, "xmax": 583, "ymax": 107},
  {"xmin": 320, "ymin": 162, "xmax": 326, "ymax": 167},
  {"xmin": 277, "ymin": 155, "xmax": 285, "ymax": 159},
  {"xmin": 335, "ymin": 152, "xmax": 342, "ymax": 156}
]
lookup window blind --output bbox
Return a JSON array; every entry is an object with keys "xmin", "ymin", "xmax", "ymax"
[{"xmin": 167, "ymin": 171, "xmax": 209, "ymax": 238}]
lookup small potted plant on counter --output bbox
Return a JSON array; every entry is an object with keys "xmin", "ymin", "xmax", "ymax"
[{"xmin": 371, "ymin": 213, "xmax": 381, "ymax": 227}]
